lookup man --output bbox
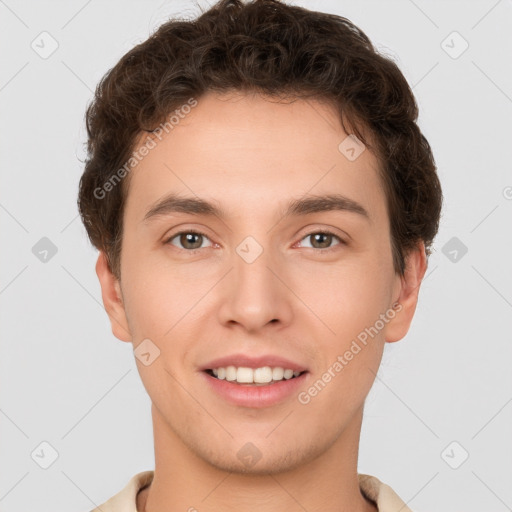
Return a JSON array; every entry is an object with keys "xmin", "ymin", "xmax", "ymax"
[{"xmin": 78, "ymin": 0, "xmax": 442, "ymax": 510}]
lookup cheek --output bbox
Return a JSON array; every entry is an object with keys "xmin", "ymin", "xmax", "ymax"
[
  {"xmin": 296, "ymin": 267, "xmax": 390, "ymax": 417},
  {"xmin": 121, "ymin": 235, "xmax": 192, "ymax": 329},
  {"xmin": 294, "ymin": 255, "xmax": 393, "ymax": 404},
  {"xmin": 301, "ymin": 255, "xmax": 393, "ymax": 336},
  {"xmin": 120, "ymin": 261, "xmax": 176, "ymax": 341}
]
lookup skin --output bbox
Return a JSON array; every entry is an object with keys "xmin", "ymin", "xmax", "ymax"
[{"xmin": 96, "ymin": 90, "xmax": 427, "ymax": 512}]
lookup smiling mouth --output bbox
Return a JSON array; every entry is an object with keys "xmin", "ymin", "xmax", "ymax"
[{"xmin": 204, "ymin": 368, "xmax": 307, "ymax": 386}]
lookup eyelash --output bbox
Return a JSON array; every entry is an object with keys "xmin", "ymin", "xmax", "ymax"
[{"xmin": 164, "ymin": 229, "xmax": 346, "ymax": 254}]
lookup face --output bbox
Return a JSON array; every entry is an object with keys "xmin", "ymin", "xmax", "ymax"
[{"xmin": 97, "ymin": 90, "xmax": 425, "ymax": 475}]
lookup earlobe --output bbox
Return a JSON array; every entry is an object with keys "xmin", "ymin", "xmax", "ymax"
[
  {"xmin": 385, "ymin": 242, "xmax": 428, "ymax": 343},
  {"xmin": 95, "ymin": 251, "xmax": 132, "ymax": 342}
]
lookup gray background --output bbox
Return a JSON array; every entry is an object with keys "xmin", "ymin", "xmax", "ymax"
[{"xmin": 1, "ymin": 0, "xmax": 511, "ymax": 511}]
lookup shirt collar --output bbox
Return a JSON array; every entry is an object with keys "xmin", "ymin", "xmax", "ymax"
[{"xmin": 91, "ymin": 470, "xmax": 413, "ymax": 512}]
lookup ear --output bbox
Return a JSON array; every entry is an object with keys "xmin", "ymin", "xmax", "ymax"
[
  {"xmin": 95, "ymin": 251, "xmax": 132, "ymax": 342},
  {"xmin": 385, "ymin": 241, "xmax": 428, "ymax": 343}
]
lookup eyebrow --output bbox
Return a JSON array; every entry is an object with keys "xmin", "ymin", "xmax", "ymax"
[{"xmin": 142, "ymin": 192, "xmax": 370, "ymax": 224}]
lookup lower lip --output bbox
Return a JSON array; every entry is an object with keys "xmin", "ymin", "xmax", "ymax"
[{"xmin": 200, "ymin": 371, "xmax": 309, "ymax": 408}]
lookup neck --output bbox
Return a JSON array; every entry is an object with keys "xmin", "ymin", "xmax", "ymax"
[{"xmin": 138, "ymin": 404, "xmax": 377, "ymax": 512}]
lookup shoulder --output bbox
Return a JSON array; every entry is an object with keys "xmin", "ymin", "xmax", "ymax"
[
  {"xmin": 358, "ymin": 473, "xmax": 414, "ymax": 512},
  {"xmin": 89, "ymin": 471, "xmax": 154, "ymax": 512}
]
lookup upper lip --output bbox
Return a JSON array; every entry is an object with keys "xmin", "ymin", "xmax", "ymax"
[{"xmin": 200, "ymin": 354, "xmax": 308, "ymax": 372}]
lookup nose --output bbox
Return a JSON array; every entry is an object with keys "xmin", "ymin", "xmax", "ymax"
[{"xmin": 216, "ymin": 241, "xmax": 293, "ymax": 332}]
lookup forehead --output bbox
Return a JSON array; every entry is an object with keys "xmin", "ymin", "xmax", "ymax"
[{"xmin": 123, "ymin": 91, "xmax": 387, "ymax": 227}]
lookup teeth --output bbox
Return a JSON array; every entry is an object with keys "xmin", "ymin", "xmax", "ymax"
[
  {"xmin": 273, "ymin": 367, "xmax": 284, "ymax": 380},
  {"xmin": 210, "ymin": 366, "xmax": 302, "ymax": 384},
  {"xmin": 253, "ymin": 366, "xmax": 273, "ymax": 383}
]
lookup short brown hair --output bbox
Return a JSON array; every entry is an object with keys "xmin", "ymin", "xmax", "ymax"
[{"xmin": 78, "ymin": 0, "xmax": 443, "ymax": 280}]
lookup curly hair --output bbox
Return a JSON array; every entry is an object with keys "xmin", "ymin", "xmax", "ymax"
[{"xmin": 78, "ymin": 0, "xmax": 443, "ymax": 281}]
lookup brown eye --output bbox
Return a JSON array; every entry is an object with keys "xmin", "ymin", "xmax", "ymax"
[
  {"xmin": 299, "ymin": 231, "xmax": 344, "ymax": 250},
  {"xmin": 166, "ymin": 231, "xmax": 212, "ymax": 251}
]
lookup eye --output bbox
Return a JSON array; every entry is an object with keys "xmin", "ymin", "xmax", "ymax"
[
  {"xmin": 298, "ymin": 231, "xmax": 345, "ymax": 251},
  {"xmin": 164, "ymin": 229, "xmax": 346, "ymax": 253},
  {"xmin": 165, "ymin": 230, "xmax": 213, "ymax": 251}
]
